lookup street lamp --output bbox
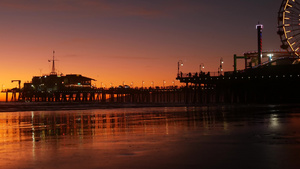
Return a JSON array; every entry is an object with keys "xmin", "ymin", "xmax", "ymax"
[
  {"xmin": 199, "ymin": 63, "xmax": 204, "ymax": 73},
  {"xmin": 163, "ymin": 80, "xmax": 166, "ymax": 88},
  {"xmin": 151, "ymin": 81, "xmax": 154, "ymax": 88},
  {"xmin": 142, "ymin": 81, "xmax": 144, "ymax": 88},
  {"xmin": 268, "ymin": 54, "xmax": 273, "ymax": 61},
  {"xmin": 177, "ymin": 60, "xmax": 183, "ymax": 77},
  {"xmin": 219, "ymin": 57, "xmax": 224, "ymax": 75}
]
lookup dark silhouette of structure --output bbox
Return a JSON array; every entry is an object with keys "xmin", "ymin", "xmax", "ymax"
[
  {"xmin": 257, "ymin": 23, "xmax": 263, "ymax": 65},
  {"xmin": 177, "ymin": 57, "xmax": 300, "ymax": 104}
]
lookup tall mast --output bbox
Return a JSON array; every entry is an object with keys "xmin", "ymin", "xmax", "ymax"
[
  {"xmin": 256, "ymin": 23, "xmax": 263, "ymax": 65},
  {"xmin": 49, "ymin": 50, "xmax": 57, "ymax": 75}
]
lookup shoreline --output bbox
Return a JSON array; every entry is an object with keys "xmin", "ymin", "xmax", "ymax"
[
  {"xmin": 0, "ymin": 102, "xmax": 190, "ymax": 112},
  {"xmin": 0, "ymin": 101, "xmax": 299, "ymax": 112}
]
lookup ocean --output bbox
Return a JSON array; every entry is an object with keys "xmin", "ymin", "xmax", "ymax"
[{"xmin": 0, "ymin": 105, "xmax": 300, "ymax": 169}]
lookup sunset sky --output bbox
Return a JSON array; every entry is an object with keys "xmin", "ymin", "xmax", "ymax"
[{"xmin": 0, "ymin": 0, "xmax": 281, "ymax": 98}]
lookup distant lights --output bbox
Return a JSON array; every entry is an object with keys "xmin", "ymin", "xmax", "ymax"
[
  {"xmin": 267, "ymin": 54, "xmax": 273, "ymax": 61},
  {"xmin": 256, "ymin": 24, "xmax": 263, "ymax": 29}
]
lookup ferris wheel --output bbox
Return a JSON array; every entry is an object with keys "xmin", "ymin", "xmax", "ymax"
[{"xmin": 278, "ymin": 0, "xmax": 300, "ymax": 56}]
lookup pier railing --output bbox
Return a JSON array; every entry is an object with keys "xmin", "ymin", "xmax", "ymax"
[{"xmin": 177, "ymin": 71, "xmax": 228, "ymax": 78}]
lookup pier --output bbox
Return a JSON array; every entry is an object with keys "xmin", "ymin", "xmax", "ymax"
[
  {"xmin": 176, "ymin": 64, "xmax": 300, "ymax": 104},
  {"xmin": 3, "ymin": 52, "xmax": 300, "ymax": 104},
  {"xmin": 4, "ymin": 65, "xmax": 300, "ymax": 105},
  {"xmin": 2, "ymin": 86, "xmax": 189, "ymax": 104},
  {"xmin": 3, "ymin": 53, "xmax": 300, "ymax": 104}
]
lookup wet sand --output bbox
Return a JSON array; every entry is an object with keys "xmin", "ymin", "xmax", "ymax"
[
  {"xmin": 0, "ymin": 102, "xmax": 190, "ymax": 112},
  {"xmin": 0, "ymin": 101, "xmax": 300, "ymax": 112},
  {"xmin": 0, "ymin": 106, "xmax": 300, "ymax": 169}
]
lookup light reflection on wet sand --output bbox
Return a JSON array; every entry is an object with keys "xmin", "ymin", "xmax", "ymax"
[{"xmin": 0, "ymin": 106, "xmax": 300, "ymax": 169}]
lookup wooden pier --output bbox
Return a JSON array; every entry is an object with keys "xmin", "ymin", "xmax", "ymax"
[
  {"xmin": 5, "ymin": 70, "xmax": 300, "ymax": 104},
  {"xmin": 2, "ymin": 87, "xmax": 190, "ymax": 104},
  {"xmin": 176, "ymin": 63, "xmax": 300, "ymax": 104},
  {"xmin": 4, "ymin": 68, "xmax": 300, "ymax": 105},
  {"xmin": 3, "ymin": 56, "xmax": 300, "ymax": 104}
]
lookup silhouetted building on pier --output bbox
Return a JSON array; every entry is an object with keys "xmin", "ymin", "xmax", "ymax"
[{"xmin": 24, "ymin": 74, "xmax": 95, "ymax": 92}]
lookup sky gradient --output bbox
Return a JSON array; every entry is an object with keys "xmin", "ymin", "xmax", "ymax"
[{"xmin": 0, "ymin": 0, "xmax": 282, "ymax": 98}]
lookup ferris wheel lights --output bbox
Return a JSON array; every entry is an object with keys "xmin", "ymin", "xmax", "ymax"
[{"xmin": 278, "ymin": 0, "xmax": 300, "ymax": 55}]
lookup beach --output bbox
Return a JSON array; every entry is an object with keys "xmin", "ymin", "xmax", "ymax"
[{"xmin": 0, "ymin": 104, "xmax": 300, "ymax": 168}]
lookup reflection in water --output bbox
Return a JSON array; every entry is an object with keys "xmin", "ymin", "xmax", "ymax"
[
  {"xmin": 0, "ymin": 107, "xmax": 224, "ymax": 143},
  {"xmin": 0, "ymin": 106, "xmax": 300, "ymax": 169}
]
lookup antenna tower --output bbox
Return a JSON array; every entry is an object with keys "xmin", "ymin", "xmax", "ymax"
[{"xmin": 49, "ymin": 50, "xmax": 57, "ymax": 75}]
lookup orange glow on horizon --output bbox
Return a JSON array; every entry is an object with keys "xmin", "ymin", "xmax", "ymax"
[{"xmin": 0, "ymin": 1, "xmax": 282, "ymax": 101}]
